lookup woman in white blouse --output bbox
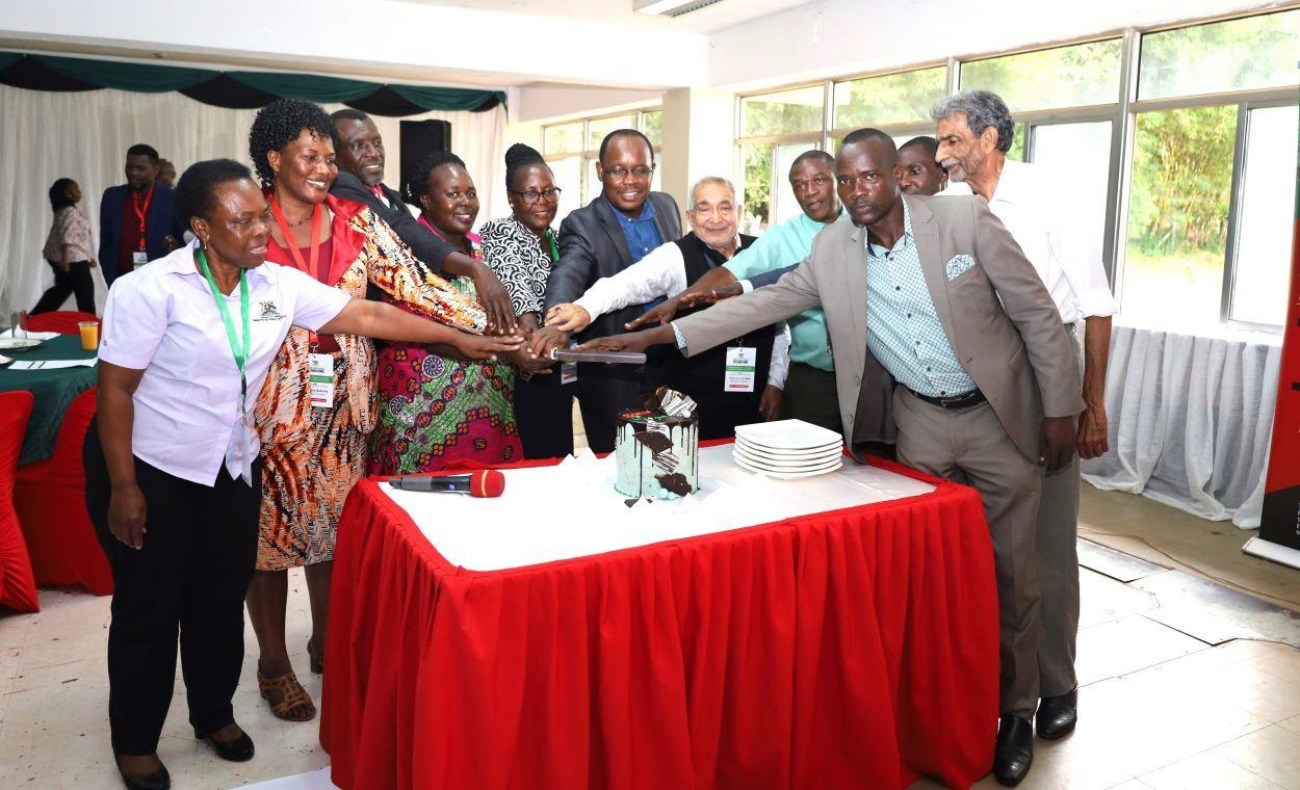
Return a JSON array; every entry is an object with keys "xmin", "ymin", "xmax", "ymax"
[
  {"xmin": 84, "ymin": 159, "xmax": 521, "ymax": 790},
  {"xmin": 32, "ymin": 177, "xmax": 97, "ymax": 314}
]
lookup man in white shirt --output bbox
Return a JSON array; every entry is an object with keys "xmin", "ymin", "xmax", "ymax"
[
  {"xmin": 546, "ymin": 177, "xmax": 790, "ymax": 435},
  {"xmin": 934, "ymin": 90, "xmax": 1118, "ymax": 751}
]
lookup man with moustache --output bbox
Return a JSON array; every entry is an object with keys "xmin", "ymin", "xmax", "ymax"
[
  {"xmin": 328, "ymin": 109, "xmax": 515, "ymax": 332},
  {"xmin": 933, "ymin": 90, "xmax": 1118, "ymax": 748},
  {"xmin": 579, "ymin": 129, "xmax": 1081, "ymax": 787},
  {"xmin": 544, "ymin": 176, "xmax": 788, "ymax": 436},
  {"xmin": 541, "ymin": 128, "xmax": 681, "ymax": 453},
  {"xmin": 98, "ymin": 144, "xmax": 185, "ymax": 286}
]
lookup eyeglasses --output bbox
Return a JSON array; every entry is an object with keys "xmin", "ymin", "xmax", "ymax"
[
  {"xmin": 603, "ymin": 166, "xmax": 654, "ymax": 181},
  {"xmin": 509, "ymin": 187, "xmax": 562, "ymax": 205}
]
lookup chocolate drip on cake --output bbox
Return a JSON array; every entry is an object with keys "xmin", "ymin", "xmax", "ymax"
[{"xmin": 655, "ymin": 473, "xmax": 692, "ymax": 497}]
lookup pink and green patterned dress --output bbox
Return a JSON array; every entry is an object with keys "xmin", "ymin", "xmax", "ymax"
[{"xmin": 368, "ymin": 228, "xmax": 521, "ymax": 474}]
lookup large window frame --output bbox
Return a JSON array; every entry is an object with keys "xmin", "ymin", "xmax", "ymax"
[{"xmin": 733, "ymin": 7, "xmax": 1300, "ymax": 332}]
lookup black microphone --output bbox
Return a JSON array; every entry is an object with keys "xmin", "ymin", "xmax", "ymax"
[{"xmin": 387, "ymin": 470, "xmax": 505, "ymax": 498}]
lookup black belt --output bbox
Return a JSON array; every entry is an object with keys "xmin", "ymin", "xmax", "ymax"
[{"xmin": 908, "ymin": 387, "xmax": 986, "ymax": 410}]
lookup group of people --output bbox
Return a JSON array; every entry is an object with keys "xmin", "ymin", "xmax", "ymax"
[{"xmin": 74, "ymin": 87, "xmax": 1113, "ymax": 790}]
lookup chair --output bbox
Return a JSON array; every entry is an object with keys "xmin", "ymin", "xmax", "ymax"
[
  {"xmin": 15, "ymin": 387, "xmax": 112, "ymax": 595},
  {"xmin": 26, "ymin": 311, "xmax": 98, "ymax": 336},
  {"xmin": 0, "ymin": 390, "xmax": 39, "ymax": 612}
]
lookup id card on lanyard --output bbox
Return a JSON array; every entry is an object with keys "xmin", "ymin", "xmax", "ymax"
[
  {"xmin": 132, "ymin": 185, "xmax": 154, "ymax": 268},
  {"xmin": 271, "ymin": 199, "xmax": 335, "ymax": 408},
  {"xmin": 546, "ymin": 229, "xmax": 577, "ymax": 385},
  {"xmin": 725, "ymin": 343, "xmax": 757, "ymax": 393},
  {"xmin": 196, "ymin": 248, "xmax": 254, "ymax": 484}
]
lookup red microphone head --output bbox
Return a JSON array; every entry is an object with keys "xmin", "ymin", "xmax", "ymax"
[{"xmin": 470, "ymin": 469, "xmax": 505, "ymax": 498}]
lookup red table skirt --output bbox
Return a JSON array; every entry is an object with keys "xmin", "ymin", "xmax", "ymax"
[{"xmin": 320, "ymin": 457, "xmax": 999, "ymax": 789}]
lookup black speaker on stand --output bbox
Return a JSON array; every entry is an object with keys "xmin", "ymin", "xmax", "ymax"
[{"xmin": 398, "ymin": 119, "xmax": 451, "ymax": 205}]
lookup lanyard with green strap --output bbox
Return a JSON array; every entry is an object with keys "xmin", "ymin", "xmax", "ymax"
[
  {"xmin": 196, "ymin": 248, "xmax": 253, "ymax": 483},
  {"xmin": 544, "ymin": 228, "xmax": 559, "ymax": 263}
]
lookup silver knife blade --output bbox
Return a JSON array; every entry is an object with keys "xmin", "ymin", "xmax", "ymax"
[{"xmin": 550, "ymin": 348, "xmax": 647, "ymax": 365}]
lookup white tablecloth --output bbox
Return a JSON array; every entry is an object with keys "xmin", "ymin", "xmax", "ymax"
[
  {"xmin": 382, "ymin": 444, "xmax": 934, "ymax": 571},
  {"xmin": 1081, "ymin": 323, "xmax": 1281, "ymax": 528}
]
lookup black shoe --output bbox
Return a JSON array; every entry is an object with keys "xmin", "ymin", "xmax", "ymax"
[
  {"xmin": 116, "ymin": 758, "xmax": 170, "ymax": 790},
  {"xmin": 993, "ymin": 714, "xmax": 1034, "ymax": 787},
  {"xmin": 201, "ymin": 730, "xmax": 255, "ymax": 762},
  {"xmin": 1036, "ymin": 688, "xmax": 1078, "ymax": 740}
]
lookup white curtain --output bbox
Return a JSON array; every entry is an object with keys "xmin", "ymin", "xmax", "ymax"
[
  {"xmin": 0, "ymin": 84, "xmax": 506, "ymax": 317},
  {"xmin": 1081, "ymin": 324, "xmax": 1281, "ymax": 528}
]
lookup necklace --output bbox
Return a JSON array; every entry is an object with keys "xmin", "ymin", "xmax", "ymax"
[{"xmin": 284, "ymin": 213, "xmax": 312, "ymax": 228}]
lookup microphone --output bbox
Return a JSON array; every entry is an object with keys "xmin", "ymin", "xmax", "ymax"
[{"xmin": 387, "ymin": 469, "xmax": 505, "ymax": 498}]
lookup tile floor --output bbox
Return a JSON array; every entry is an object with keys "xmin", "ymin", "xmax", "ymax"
[{"xmin": 1, "ymin": 482, "xmax": 1297, "ymax": 790}]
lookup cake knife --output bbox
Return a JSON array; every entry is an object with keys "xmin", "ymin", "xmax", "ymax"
[{"xmin": 549, "ymin": 348, "xmax": 648, "ymax": 365}]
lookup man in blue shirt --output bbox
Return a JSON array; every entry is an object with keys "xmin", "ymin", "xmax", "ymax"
[{"xmin": 541, "ymin": 129, "xmax": 681, "ymax": 453}]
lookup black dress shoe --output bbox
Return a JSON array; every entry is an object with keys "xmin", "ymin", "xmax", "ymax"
[
  {"xmin": 116, "ymin": 760, "xmax": 170, "ymax": 790},
  {"xmin": 993, "ymin": 714, "xmax": 1034, "ymax": 787},
  {"xmin": 1036, "ymin": 688, "xmax": 1078, "ymax": 740},
  {"xmin": 202, "ymin": 730, "xmax": 255, "ymax": 762}
]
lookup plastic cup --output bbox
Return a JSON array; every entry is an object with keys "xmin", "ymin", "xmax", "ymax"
[{"xmin": 79, "ymin": 321, "xmax": 99, "ymax": 351}]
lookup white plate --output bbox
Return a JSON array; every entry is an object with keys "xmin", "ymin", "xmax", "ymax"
[
  {"xmin": 733, "ymin": 444, "xmax": 842, "ymax": 470},
  {"xmin": 733, "ymin": 453, "xmax": 843, "ymax": 479},
  {"xmin": 736, "ymin": 436, "xmax": 843, "ymax": 458},
  {"xmin": 734, "ymin": 419, "xmax": 843, "ymax": 451},
  {"xmin": 0, "ymin": 338, "xmax": 42, "ymax": 351}
]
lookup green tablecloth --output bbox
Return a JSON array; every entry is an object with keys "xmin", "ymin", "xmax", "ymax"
[{"xmin": 0, "ymin": 334, "xmax": 97, "ymax": 465}]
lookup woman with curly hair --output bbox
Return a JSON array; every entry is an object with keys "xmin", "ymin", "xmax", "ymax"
[
  {"xmin": 368, "ymin": 152, "xmax": 547, "ymax": 474},
  {"xmin": 245, "ymin": 99, "xmax": 500, "ymax": 722}
]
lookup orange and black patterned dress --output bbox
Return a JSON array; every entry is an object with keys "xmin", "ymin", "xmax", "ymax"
[{"xmin": 254, "ymin": 194, "xmax": 485, "ymax": 571}]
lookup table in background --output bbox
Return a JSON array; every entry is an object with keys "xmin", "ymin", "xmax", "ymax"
[
  {"xmin": 320, "ymin": 445, "xmax": 1001, "ymax": 790},
  {"xmin": 0, "ymin": 335, "xmax": 96, "ymax": 465}
]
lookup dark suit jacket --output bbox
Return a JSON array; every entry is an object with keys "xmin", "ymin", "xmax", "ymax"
[
  {"xmin": 330, "ymin": 170, "xmax": 456, "ymax": 274},
  {"xmin": 747, "ymin": 262, "xmax": 799, "ymax": 289},
  {"xmin": 545, "ymin": 192, "xmax": 681, "ymax": 343},
  {"xmin": 98, "ymin": 183, "xmax": 185, "ymax": 286},
  {"xmin": 676, "ymin": 194, "xmax": 1083, "ymax": 463}
]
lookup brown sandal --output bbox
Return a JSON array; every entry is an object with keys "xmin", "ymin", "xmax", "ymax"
[
  {"xmin": 307, "ymin": 639, "xmax": 323, "ymax": 675},
  {"xmin": 257, "ymin": 667, "xmax": 316, "ymax": 721}
]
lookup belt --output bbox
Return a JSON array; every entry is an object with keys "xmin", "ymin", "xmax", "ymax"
[{"xmin": 908, "ymin": 387, "xmax": 986, "ymax": 410}]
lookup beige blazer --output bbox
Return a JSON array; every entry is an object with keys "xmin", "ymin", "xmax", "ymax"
[{"xmin": 675, "ymin": 193, "xmax": 1084, "ymax": 463}]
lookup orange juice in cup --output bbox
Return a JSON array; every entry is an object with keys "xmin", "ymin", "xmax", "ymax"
[{"xmin": 79, "ymin": 320, "xmax": 99, "ymax": 351}]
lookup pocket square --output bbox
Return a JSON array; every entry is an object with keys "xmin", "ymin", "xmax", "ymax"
[{"xmin": 946, "ymin": 254, "xmax": 976, "ymax": 281}]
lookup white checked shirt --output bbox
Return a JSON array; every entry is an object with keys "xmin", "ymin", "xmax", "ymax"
[
  {"xmin": 943, "ymin": 161, "xmax": 1117, "ymax": 323},
  {"xmin": 99, "ymin": 243, "xmax": 351, "ymax": 486}
]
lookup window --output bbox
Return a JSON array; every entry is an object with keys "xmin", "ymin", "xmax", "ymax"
[
  {"xmin": 960, "ymin": 40, "xmax": 1122, "ymax": 111},
  {"xmin": 542, "ymin": 109, "xmax": 663, "ymax": 222},
  {"xmin": 1138, "ymin": 10, "xmax": 1300, "ymax": 100},
  {"xmin": 1029, "ymin": 122, "xmax": 1113, "ymax": 251},
  {"xmin": 833, "ymin": 67, "xmax": 947, "ymax": 129},
  {"xmin": 1229, "ymin": 105, "xmax": 1299, "ymax": 326},
  {"xmin": 741, "ymin": 85, "xmax": 824, "ymax": 137}
]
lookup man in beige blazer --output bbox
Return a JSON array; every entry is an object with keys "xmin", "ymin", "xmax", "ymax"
[{"xmin": 581, "ymin": 129, "xmax": 1083, "ymax": 787}]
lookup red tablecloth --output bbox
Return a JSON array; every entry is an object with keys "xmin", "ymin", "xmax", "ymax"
[{"xmin": 320, "ymin": 455, "xmax": 999, "ymax": 789}]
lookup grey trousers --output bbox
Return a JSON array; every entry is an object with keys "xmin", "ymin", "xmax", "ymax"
[
  {"xmin": 1037, "ymin": 331, "xmax": 1083, "ymax": 697},
  {"xmin": 893, "ymin": 387, "xmax": 1043, "ymax": 719}
]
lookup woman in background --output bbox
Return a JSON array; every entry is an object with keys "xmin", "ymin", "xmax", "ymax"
[
  {"xmin": 32, "ymin": 177, "xmax": 97, "ymax": 314},
  {"xmin": 480, "ymin": 144, "xmax": 573, "ymax": 459}
]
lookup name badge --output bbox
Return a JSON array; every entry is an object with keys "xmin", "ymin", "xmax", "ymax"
[
  {"xmin": 131, "ymin": 250, "xmax": 149, "ymax": 267},
  {"xmin": 724, "ymin": 346, "xmax": 756, "ymax": 393},
  {"xmin": 560, "ymin": 361, "xmax": 578, "ymax": 385},
  {"xmin": 309, "ymin": 353, "xmax": 335, "ymax": 409}
]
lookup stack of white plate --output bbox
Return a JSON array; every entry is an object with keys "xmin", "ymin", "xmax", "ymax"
[{"xmin": 732, "ymin": 419, "xmax": 844, "ymax": 479}]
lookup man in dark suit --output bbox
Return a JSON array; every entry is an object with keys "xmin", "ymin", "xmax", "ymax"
[
  {"xmin": 580, "ymin": 129, "xmax": 1081, "ymax": 787},
  {"xmin": 98, "ymin": 144, "xmax": 185, "ymax": 287},
  {"xmin": 540, "ymin": 129, "xmax": 681, "ymax": 453},
  {"xmin": 329, "ymin": 109, "xmax": 515, "ymax": 332}
]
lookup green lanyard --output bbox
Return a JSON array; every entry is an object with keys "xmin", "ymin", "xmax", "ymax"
[
  {"xmin": 196, "ymin": 248, "xmax": 251, "ymax": 411},
  {"xmin": 544, "ymin": 228, "xmax": 559, "ymax": 263}
]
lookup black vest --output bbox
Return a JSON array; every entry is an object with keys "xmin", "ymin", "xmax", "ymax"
[{"xmin": 664, "ymin": 232, "xmax": 776, "ymax": 440}]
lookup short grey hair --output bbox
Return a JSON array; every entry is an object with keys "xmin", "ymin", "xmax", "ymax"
[
  {"xmin": 688, "ymin": 176, "xmax": 736, "ymax": 208},
  {"xmin": 931, "ymin": 90, "xmax": 1016, "ymax": 153}
]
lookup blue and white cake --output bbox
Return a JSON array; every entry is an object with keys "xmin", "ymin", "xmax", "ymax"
[{"xmin": 614, "ymin": 387, "xmax": 699, "ymax": 500}]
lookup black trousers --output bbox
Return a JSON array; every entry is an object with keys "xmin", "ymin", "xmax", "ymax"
[
  {"xmin": 84, "ymin": 424, "xmax": 261, "ymax": 755},
  {"xmin": 779, "ymin": 362, "xmax": 842, "ymax": 433},
  {"xmin": 514, "ymin": 372, "xmax": 576, "ymax": 460},
  {"xmin": 575, "ymin": 364, "xmax": 645, "ymax": 454},
  {"xmin": 32, "ymin": 259, "xmax": 95, "ymax": 315}
]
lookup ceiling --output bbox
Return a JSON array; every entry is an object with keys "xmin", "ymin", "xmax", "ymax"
[{"xmin": 392, "ymin": 0, "xmax": 818, "ymax": 33}]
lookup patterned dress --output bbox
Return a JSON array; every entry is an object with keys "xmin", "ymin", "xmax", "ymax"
[
  {"xmin": 255, "ymin": 195, "xmax": 484, "ymax": 571},
  {"xmin": 368, "ymin": 226, "xmax": 522, "ymax": 474}
]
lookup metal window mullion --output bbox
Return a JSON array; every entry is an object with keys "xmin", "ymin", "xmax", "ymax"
[
  {"xmin": 1107, "ymin": 27, "xmax": 1141, "ymax": 303},
  {"xmin": 822, "ymin": 78, "xmax": 834, "ymax": 152},
  {"xmin": 946, "ymin": 57, "xmax": 959, "ymax": 94},
  {"xmin": 1221, "ymin": 101, "xmax": 1251, "ymax": 323}
]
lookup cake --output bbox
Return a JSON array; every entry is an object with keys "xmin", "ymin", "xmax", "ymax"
[{"xmin": 614, "ymin": 387, "xmax": 700, "ymax": 500}]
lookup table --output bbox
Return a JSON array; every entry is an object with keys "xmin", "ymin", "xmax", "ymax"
[
  {"xmin": 320, "ymin": 445, "xmax": 1000, "ymax": 789},
  {"xmin": 0, "ymin": 334, "xmax": 96, "ymax": 465}
]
